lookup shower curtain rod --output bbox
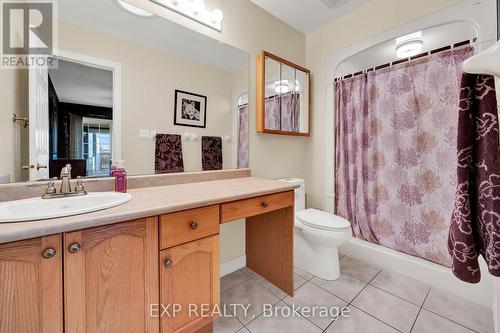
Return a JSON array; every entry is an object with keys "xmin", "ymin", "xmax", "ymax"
[{"xmin": 334, "ymin": 39, "xmax": 475, "ymax": 82}]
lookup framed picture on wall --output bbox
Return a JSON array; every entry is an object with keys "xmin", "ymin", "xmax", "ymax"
[{"xmin": 174, "ymin": 90, "xmax": 207, "ymax": 128}]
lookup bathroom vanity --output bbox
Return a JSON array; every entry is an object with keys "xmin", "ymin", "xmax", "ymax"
[{"xmin": 0, "ymin": 175, "xmax": 296, "ymax": 333}]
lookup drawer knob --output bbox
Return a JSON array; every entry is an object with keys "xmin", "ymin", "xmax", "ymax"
[
  {"xmin": 164, "ymin": 259, "xmax": 174, "ymax": 269},
  {"xmin": 42, "ymin": 248, "xmax": 56, "ymax": 259},
  {"xmin": 262, "ymin": 202, "xmax": 269, "ymax": 208},
  {"xmin": 68, "ymin": 243, "xmax": 81, "ymax": 254},
  {"xmin": 190, "ymin": 222, "xmax": 199, "ymax": 230}
]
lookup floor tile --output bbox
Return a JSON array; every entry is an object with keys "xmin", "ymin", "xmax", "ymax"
[
  {"xmin": 214, "ymin": 310, "xmax": 244, "ymax": 333},
  {"xmin": 246, "ymin": 302, "xmax": 321, "ymax": 333},
  {"xmin": 370, "ymin": 270, "xmax": 430, "ymax": 306},
  {"xmin": 423, "ymin": 288, "xmax": 494, "ymax": 333},
  {"xmin": 325, "ymin": 306, "xmax": 398, "ymax": 333},
  {"xmin": 221, "ymin": 279, "xmax": 280, "ymax": 325},
  {"xmin": 351, "ymin": 285, "xmax": 420, "ymax": 333},
  {"xmin": 311, "ymin": 274, "xmax": 367, "ymax": 302},
  {"xmin": 339, "ymin": 256, "xmax": 381, "ymax": 282},
  {"xmin": 283, "ymin": 282, "xmax": 347, "ymax": 330},
  {"xmin": 295, "ymin": 267, "xmax": 314, "ymax": 280},
  {"xmin": 294, "ymin": 274, "xmax": 307, "ymax": 290},
  {"xmin": 412, "ymin": 309, "xmax": 476, "ymax": 333},
  {"xmin": 241, "ymin": 267, "xmax": 259, "ymax": 279},
  {"xmin": 254, "ymin": 275, "xmax": 288, "ymax": 299},
  {"xmin": 221, "ymin": 270, "xmax": 250, "ymax": 293}
]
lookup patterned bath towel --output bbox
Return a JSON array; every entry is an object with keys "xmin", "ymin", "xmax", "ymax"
[
  {"xmin": 155, "ymin": 134, "xmax": 184, "ymax": 174},
  {"xmin": 448, "ymin": 74, "xmax": 500, "ymax": 283},
  {"xmin": 202, "ymin": 136, "xmax": 223, "ymax": 171}
]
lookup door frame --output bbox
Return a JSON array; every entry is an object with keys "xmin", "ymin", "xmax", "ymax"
[{"xmin": 51, "ymin": 49, "xmax": 123, "ymax": 163}]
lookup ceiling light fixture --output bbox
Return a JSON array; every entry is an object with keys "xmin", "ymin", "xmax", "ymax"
[
  {"xmin": 272, "ymin": 79, "xmax": 301, "ymax": 94},
  {"xmin": 152, "ymin": 0, "xmax": 223, "ymax": 32},
  {"xmin": 396, "ymin": 31, "xmax": 424, "ymax": 59},
  {"xmin": 274, "ymin": 80, "xmax": 290, "ymax": 94},
  {"xmin": 116, "ymin": 0, "xmax": 154, "ymax": 17}
]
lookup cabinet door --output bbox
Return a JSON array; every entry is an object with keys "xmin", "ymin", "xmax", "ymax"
[
  {"xmin": 0, "ymin": 235, "xmax": 63, "ymax": 333},
  {"xmin": 160, "ymin": 235, "xmax": 220, "ymax": 333},
  {"xmin": 64, "ymin": 218, "xmax": 159, "ymax": 333}
]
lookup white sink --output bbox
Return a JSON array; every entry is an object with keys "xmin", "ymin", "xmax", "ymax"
[{"xmin": 0, "ymin": 192, "xmax": 132, "ymax": 223}]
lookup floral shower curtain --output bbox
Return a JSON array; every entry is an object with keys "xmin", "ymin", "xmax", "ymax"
[
  {"xmin": 265, "ymin": 96, "xmax": 281, "ymax": 130},
  {"xmin": 265, "ymin": 93, "xmax": 300, "ymax": 132},
  {"xmin": 334, "ymin": 46, "xmax": 473, "ymax": 266},
  {"xmin": 281, "ymin": 93, "xmax": 301, "ymax": 132},
  {"xmin": 237, "ymin": 104, "xmax": 249, "ymax": 168}
]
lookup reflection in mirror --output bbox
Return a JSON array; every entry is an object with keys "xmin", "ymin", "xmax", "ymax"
[
  {"xmin": 264, "ymin": 57, "xmax": 281, "ymax": 131},
  {"xmin": 0, "ymin": 0, "xmax": 250, "ymax": 184},
  {"xmin": 257, "ymin": 51, "xmax": 310, "ymax": 136},
  {"xmin": 49, "ymin": 60, "xmax": 114, "ymax": 179}
]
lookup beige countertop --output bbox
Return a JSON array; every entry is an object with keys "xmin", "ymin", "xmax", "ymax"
[{"xmin": 0, "ymin": 177, "xmax": 297, "ymax": 244}]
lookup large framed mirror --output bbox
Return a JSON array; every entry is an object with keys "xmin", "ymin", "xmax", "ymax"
[
  {"xmin": 256, "ymin": 50, "xmax": 310, "ymax": 136},
  {"xmin": 1, "ymin": 0, "xmax": 250, "ymax": 184}
]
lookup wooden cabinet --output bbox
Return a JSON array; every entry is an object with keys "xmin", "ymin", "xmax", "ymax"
[
  {"xmin": 64, "ymin": 217, "xmax": 159, "ymax": 333},
  {"xmin": 160, "ymin": 235, "xmax": 220, "ymax": 333},
  {"xmin": 0, "ymin": 190, "xmax": 293, "ymax": 332},
  {"xmin": 160, "ymin": 206, "xmax": 219, "ymax": 249},
  {"xmin": 0, "ymin": 235, "xmax": 63, "ymax": 333},
  {"xmin": 221, "ymin": 190, "xmax": 294, "ymax": 223}
]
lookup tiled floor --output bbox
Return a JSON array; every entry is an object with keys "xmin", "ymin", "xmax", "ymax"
[{"xmin": 215, "ymin": 256, "xmax": 494, "ymax": 333}]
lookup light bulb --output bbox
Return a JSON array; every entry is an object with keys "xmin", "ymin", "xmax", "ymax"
[
  {"xmin": 192, "ymin": 0, "xmax": 205, "ymax": 15},
  {"xmin": 211, "ymin": 9, "xmax": 223, "ymax": 23},
  {"xmin": 117, "ymin": 0, "xmax": 154, "ymax": 17},
  {"xmin": 182, "ymin": 1, "xmax": 193, "ymax": 13}
]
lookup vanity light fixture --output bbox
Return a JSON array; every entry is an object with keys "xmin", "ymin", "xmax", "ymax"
[
  {"xmin": 396, "ymin": 31, "xmax": 424, "ymax": 59},
  {"xmin": 116, "ymin": 0, "xmax": 155, "ymax": 17},
  {"xmin": 152, "ymin": 0, "xmax": 224, "ymax": 32}
]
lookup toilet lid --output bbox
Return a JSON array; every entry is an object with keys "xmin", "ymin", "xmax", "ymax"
[{"xmin": 296, "ymin": 209, "xmax": 351, "ymax": 231}]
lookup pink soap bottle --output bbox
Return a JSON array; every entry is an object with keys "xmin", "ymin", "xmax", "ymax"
[{"xmin": 112, "ymin": 161, "xmax": 127, "ymax": 193}]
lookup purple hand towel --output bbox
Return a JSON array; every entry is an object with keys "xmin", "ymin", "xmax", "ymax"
[
  {"xmin": 202, "ymin": 136, "xmax": 223, "ymax": 171},
  {"xmin": 448, "ymin": 74, "xmax": 500, "ymax": 283},
  {"xmin": 155, "ymin": 134, "xmax": 184, "ymax": 174}
]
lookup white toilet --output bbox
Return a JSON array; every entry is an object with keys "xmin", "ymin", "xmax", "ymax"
[{"xmin": 279, "ymin": 178, "xmax": 352, "ymax": 281}]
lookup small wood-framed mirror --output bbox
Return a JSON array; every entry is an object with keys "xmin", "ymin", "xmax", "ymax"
[{"xmin": 257, "ymin": 50, "xmax": 311, "ymax": 136}]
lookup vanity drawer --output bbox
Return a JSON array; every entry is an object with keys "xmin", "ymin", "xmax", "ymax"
[
  {"xmin": 160, "ymin": 206, "xmax": 219, "ymax": 249},
  {"xmin": 221, "ymin": 191, "xmax": 294, "ymax": 223}
]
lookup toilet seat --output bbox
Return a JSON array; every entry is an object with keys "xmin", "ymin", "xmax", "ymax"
[{"xmin": 296, "ymin": 209, "xmax": 350, "ymax": 232}]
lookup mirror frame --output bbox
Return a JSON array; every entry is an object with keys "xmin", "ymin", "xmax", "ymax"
[{"xmin": 256, "ymin": 50, "xmax": 311, "ymax": 137}]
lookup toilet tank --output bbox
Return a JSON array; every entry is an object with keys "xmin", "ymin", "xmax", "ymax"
[{"xmin": 278, "ymin": 178, "xmax": 305, "ymax": 213}]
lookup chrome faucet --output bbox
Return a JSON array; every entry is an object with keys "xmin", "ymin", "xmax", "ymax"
[
  {"xmin": 42, "ymin": 164, "xmax": 87, "ymax": 199},
  {"xmin": 60, "ymin": 164, "xmax": 72, "ymax": 194}
]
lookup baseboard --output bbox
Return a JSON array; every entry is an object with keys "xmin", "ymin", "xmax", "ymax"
[
  {"xmin": 340, "ymin": 238, "xmax": 493, "ymax": 308},
  {"xmin": 220, "ymin": 255, "xmax": 246, "ymax": 277}
]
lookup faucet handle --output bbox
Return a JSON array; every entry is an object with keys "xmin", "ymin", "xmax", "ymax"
[
  {"xmin": 75, "ymin": 178, "xmax": 86, "ymax": 194},
  {"xmin": 45, "ymin": 178, "xmax": 57, "ymax": 195}
]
